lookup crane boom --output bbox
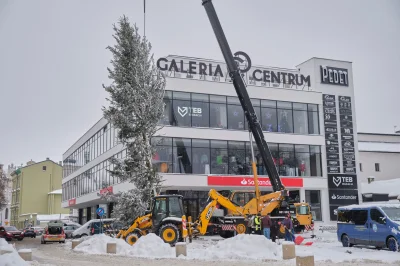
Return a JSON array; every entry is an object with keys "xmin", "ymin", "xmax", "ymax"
[{"xmin": 201, "ymin": 0, "xmax": 285, "ymax": 193}]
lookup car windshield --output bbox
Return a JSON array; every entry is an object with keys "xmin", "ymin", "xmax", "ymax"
[
  {"xmin": 381, "ymin": 207, "xmax": 400, "ymax": 221},
  {"xmin": 5, "ymin": 226, "xmax": 18, "ymax": 231}
]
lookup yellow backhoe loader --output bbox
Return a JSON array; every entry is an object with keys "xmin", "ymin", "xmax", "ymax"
[{"xmin": 116, "ymin": 194, "xmax": 188, "ymax": 246}]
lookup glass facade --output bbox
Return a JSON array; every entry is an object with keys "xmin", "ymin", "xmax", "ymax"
[
  {"xmin": 63, "ymin": 123, "xmax": 119, "ymax": 178},
  {"xmin": 63, "ymin": 137, "xmax": 322, "ymax": 201},
  {"xmin": 152, "ymin": 137, "xmax": 322, "ymax": 177},
  {"xmin": 62, "ymin": 90, "xmax": 323, "ymax": 202},
  {"xmin": 62, "ymin": 149, "xmax": 125, "ymax": 201},
  {"xmin": 160, "ymin": 91, "xmax": 320, "ymax": 134},
  {"xmin": 62, "ymin": 91, "xmax": 320, "ymax": 179}
]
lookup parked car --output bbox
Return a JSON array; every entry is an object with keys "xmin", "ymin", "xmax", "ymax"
[
  {"xmin": 72, "ymin": 218, "xmax": 115, "ymax": 238},
  {"xmin": 41, "ymin": 222, "xmax": 65, "ymax": 244},
  {"xmin": 31, "ymin": 227, "xmax": 45, "ymax": 236},
  {"xmin": 64, "ymin": 224, "xmax": 81, "ymax": 239},
  {"xmin": 23, "ymin": 227, "xmax": 36, "ymax": 238},
  {"xmin": 0, "ymin": 226, "xmax": 24, "ymax": 241}
]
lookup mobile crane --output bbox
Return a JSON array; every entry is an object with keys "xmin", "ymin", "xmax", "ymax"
[
  {"xmin": 116, "ymin": 0, "xmax": 314, "ymax": 245},
  {"xmin": 186, "ymin": 0, "xmax": 314, "ymax": 238}
]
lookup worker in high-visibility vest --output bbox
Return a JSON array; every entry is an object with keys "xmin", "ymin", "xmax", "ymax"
[{"xmin": 254, "ymin": 214, "xmax": 262, "ymax": 235}]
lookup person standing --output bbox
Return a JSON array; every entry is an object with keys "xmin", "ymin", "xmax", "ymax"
[
  {"xmin": 270, "ymin": 220, "xmax": 279, "ymax": 242},
  {"xmin": 254, "ymin": 214, "xmax": 262, "ymax": 235},
  {"xmin": 282, "ymin": 214, "xmax": 293, "ymax": 242},
  {"xmin": 262, "ymin": 213, "xmax": 272, "ymax": 239}
]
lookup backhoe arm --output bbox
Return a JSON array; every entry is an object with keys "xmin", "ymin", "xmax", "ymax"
[
  {"xmin": 242, "ymin": 190, "xmax": 286, "ymax": 216},
  {"xmin": 119, "ymin": 213, "xmax": 152, "ymax": 238},
  {"xmin": 194, "ymin": 189, "xmax": 245, "ymax": 235}
]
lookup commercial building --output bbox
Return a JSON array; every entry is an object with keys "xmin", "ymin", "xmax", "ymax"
[
  {"xmin": 10, "ymin": 159, "xmax": 69, "ymax": 228},
  {"xmin": 62, "ymin": 55, "xmax": 361, "ymax": 223},
  {"xmin": 357, "ymin": 132, "xmax": 400, "ymax": 183}
]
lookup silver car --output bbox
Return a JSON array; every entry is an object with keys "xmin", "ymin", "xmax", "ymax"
[{"xmin": 64, "ymin": 225, "xmax": 81, "ymax": 239}]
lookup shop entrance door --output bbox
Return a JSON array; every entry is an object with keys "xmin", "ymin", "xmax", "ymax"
[{"xmin": 183, "ymin": 199, "xmax": 199, "ymax": 220}]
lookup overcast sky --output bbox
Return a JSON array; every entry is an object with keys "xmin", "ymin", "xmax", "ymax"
[{"xmin": 0, "ymin": 0, "xmax": 399, "ymax": 167}]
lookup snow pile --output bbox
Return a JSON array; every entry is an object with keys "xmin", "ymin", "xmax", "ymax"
[
  {"xmin": 74, "ymin": 234, "xmax": 132, "ymax": 256},
  {"xmin": 73, "ymin": 233, "xmax": 175, "ymax": 258},
  {"xmin": 187, "ymin": 234, "xmax": 282, "ymax": 261},
  {"xmin": 295, "ymin": 230, "xmax": 400, "ymax": 263},
  {"xmin": 128, "ymin": 233, "xmax": 174, "ymax": 258},
  {"xmin": 0, "ymin": 239, "xmax": 29, "ymax": 266}
]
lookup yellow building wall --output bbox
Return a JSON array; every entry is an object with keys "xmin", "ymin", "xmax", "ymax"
[
  {"xmin": 13, "ymin": 160, "xmax": 64, "ymax": 227},
  {"xmin": 47, "ymin": 194, "xmax": 69, "ymax": 215}
]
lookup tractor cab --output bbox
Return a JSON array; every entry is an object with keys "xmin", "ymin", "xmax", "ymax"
[{"xmin": 150, "ymin": 194, "xmax": 188, "ymax": 245}]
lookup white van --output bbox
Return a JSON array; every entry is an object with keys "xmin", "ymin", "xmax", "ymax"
[{"xmin": 72, "ymin": 218, "xmax": 115, "ymax": 238}]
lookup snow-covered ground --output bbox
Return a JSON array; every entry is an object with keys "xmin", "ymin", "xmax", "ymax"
[
  {"xmin": 67, "ymin": 230, "xmax": 400, "ymax": 264},
  {"xmin": 2, "ymin": 230, "xmax": 399, "ymax": 265},
  {"xmin": 0, "ymin": 238, "xmax": 30, "ymax": 266}
]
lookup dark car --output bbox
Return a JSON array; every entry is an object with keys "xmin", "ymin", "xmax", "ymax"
[
  {"xmin": 0, "ymin": 226, "xmax": 24, "ymax": 241},
  {"xmin": 23, "ymin": 227, "xmax": 37, "ymax": 238}
]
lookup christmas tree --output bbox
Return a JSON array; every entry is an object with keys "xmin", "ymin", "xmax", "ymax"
[{"xmin": 101, "ymin": 16, "xmax": 166, "ymax": 225}]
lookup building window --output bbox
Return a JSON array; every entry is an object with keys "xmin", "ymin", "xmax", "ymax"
[
  {"xmin": 152, "ymin": 137, "xmax": 173, "ymax": 173},
  {"xmin": 227, "ymin": 97, "xmax": 245, "ymax": 130},
  {"xmin": 293, "ymin": 103, "xmax": 308, "ymax": 134},
  {"xmin": 191, "ymin": 139, "xmax": 210, "ymax": 174},
  {"xmin": 277, "ymin": 144, "xmax": 295, "ymax": 176},
  {"xmin": 228, "ymin": 141, "xmax": 247, "ymax": 175},
  {"xmin": 210, "ymin": 140, "xmax": 228, "ymax": 174},
  {"xmin": 359, "ymin": 163, "xmax": 363, "ymax": 172},
  {"xmin": 160, "ymin": 91, "xmax": 173, "ymax": 125},
  {"xmin": 261, "ymin": 100, "xmax": 278, "ymax": 132},
  {"xmin": 305, "ymin": 190, "xmax": 322, "ymax": 221},
  {"xmin": 277, "ymin": 101, "xmax": 293, "ymax": 133},
  {"xmin": 210, "ymin": 95, "xmax": 227, "ymax": 129},
  {"xmin": 310, "ymin": 146, "xmax": 322, "ymax": 176},
  {"xmin": 172, "ymin": 92, "xmax": 191, "ymax": 127},
  {"xmin": 307, "ymin": 104, "xmax": 319, "ymax": 134},
  {"xmin": 173, "ymin": 138, "xmax": 192, "ymax": 173},
  {"xmin": 295, "ymin": 145, "xmax": 310, "ymax": 176},
  {"xmin": 375, "ymin": 163, "xmax": 380, "ymax": 172},
  {"xmin": 191, "ymin": 93, "xmax": 210, "ymax": 128},
  {"xmin": 42, "ymin": 166, "xmax": 47, "ymax": 171}
]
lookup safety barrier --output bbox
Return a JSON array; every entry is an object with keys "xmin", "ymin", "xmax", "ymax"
[
  {"xmin": 318, "ymin": 225, "xmax": 337, "ymax": 233},
  {"xmin": 175, "ymin": 242, "xmax": 187, "ymax": 257}
]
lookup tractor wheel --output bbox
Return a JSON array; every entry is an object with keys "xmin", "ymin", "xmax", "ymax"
[
  {"xmin": 236, "ymin": 223, "xmax": 247, "ymax": 234},
  {"xmin": 159, "ymin": 223, "xmax": 180, "ymax": 246},
  {"xmin": 125, "ymin": 231, "xmax": 141, "ymax": 246}
]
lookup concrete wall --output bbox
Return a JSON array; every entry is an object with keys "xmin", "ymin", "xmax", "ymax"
[
  {"xmin": 359, "ymin": 151, "xmax": 400, "ymax": 183},
  {"xmin": 358, "ymin": 133, "xmax": 400, "ymax": 143}
]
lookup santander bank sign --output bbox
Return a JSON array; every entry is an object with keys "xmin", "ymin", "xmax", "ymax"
[{"xmin": 207, "ymin": 176, "xmax": 303, "ymax": 188}]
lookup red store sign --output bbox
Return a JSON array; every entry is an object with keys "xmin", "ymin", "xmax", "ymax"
[
  {"xmin": 99, "ymin": 186, "xmax": 113, "ymax": 195},
  {"xmin": 207, "ymin": 176, "xmax": 303, "ymax": 188},
  {"xmin": 68, "ymin": 198, "xmax": 76, "ymax": 206}
]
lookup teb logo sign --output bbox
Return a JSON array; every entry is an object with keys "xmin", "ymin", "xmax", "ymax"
[
  {"xmin": 177, "ymin": 106, "xmax": 202, "ymax": 117},
  {"xmin": 328, "ymin": 174, "xmax": 357, "ymax": 189}
]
